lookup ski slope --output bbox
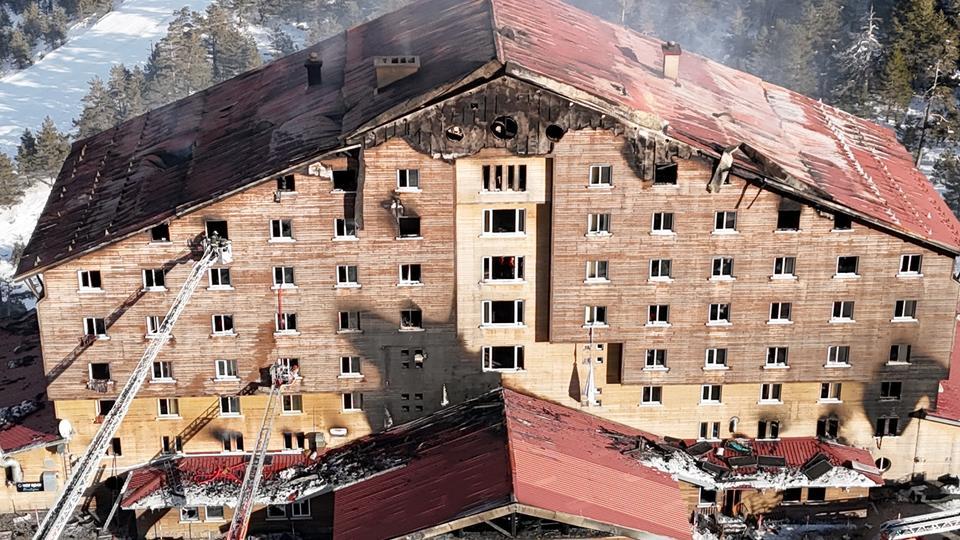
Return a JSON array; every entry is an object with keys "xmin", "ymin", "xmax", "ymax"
[{"xmin": 0, "ymin": 0, "xmax": 215, "ymax": 156}]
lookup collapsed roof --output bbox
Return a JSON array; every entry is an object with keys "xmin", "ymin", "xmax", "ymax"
[{"xmin": 17, "ymin": 0, "xmax": 960, "ymax": 279}]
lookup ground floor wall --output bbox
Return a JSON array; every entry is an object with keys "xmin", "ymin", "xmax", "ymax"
[
  {"xmin": 0, "ymin": 444, "xmax": 66, "ymax": 513},
  {"xmin": 912, "ymin": 418, "xmax": 960, "ymax": 480}
]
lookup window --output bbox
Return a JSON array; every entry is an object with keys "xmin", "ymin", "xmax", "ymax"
[
  {"xmin": 150, "ymin": 223, "xmax": 170, "ymax": 242},
  {"xmin": 760, "ymin": 383, "xmax": 782, "ymax": 403},
  {"xmin": 647, "ymin": 304, "xmax": 670, "ymax": 326},
  {"xmin": 212, "ymin": 315, "xmax": 235, "ymax": 335},
  {"xmin": 275, "ymin": 312, "xmax": 298, "ymax": 333},
  {"xmin": 817, "ymin": 417, "xmax": 839, "ymax": 439},
  {"xmin": 483, "ymin": 256, "xmax": 524, "ymax": 281},
  {"xmin": 398, "ymin": 216, "xmax": 421, "ymax": 238},
  {"xmin": 335, "ymin": 265, "xmax": 358, "ymax": 287},
  {"xmin": 83, "ymin": 317, "xmax": 107, "ymax": 338},
  {"xmin": 711, "ymin": 257, "xmax": 734, "ymax": 279},
  {"xmin": 714, "ymin": 211, "xmax": 737, "ymax": 233},
  {"xmin": 649, "ymin": 259, "xmax": 672, "ymax": 280},
  {"xmin": 820, "ymin": 382, "xmax": 842, "ymax": 402},
  {"xmin": 584, "ymin": 306, "xmax": 608, "ymax": 327},
  {"xmin": 875, "ymin": 416, "xmax": 899, "ymax": 437},
  {"xmin": 769, "ymin": 302, "xmax": 792, "ymax": 323},
  {"xmin": 209, "ymin": 268, "xmax": 231, "ymax": 288},
  {"xmin": 831, "ymin": 301, "xmax": 855, "ymax": 322},
  {"xmin": 278, "ymin": 358, "xmax": 300, "ymax": 378},
  {"xmin": 482, "ymin": 346, "xmax": 525, "ymax": 371},
  {"xmin": 277, "ymin": 174, "xmax": 295, "ymax": 192},
  {"xmin": 266, "ymin": 505, "xmax": 286, "ymax": 519},
  {"xmin": 77, "ymin": 270, "xmax": 102, "ymax": 291},
  {"xmin": 152, "ymin": 361, "xmax": 173, "ymax": 381},
  {"xmin": 161, "ymin": 435, "xmax": 183, "ymax": 455},
  {"xmin": 899, "ymin": 254, "xmax": 923, "ymax": 275},
  {"xmin": 654, "ymin": 162, "xmax": 678, "ymax": 185},
  {"xmin": 270, "ymin": 219, "xmax": 294, "ymax": 241},
  {"xmin": 826, "ymin": 346, "xmax": 850, "ymax": 367},
  {"xmin": 757, "ymin": 420, "xmax": 781, "ymax": 440},
  {"xmin": 338, "ymin": 311, "xmax": 361, "ymax": 332},
  {"xmin": 89, "ymin": 363, "xmax": 110, "ymax": 382},
  {"xmin": 340, "ymin": 356, "xmax": 361, "ymax": 376},
  {"xmin": 699, "ymin": 421, "xmax": 721, "ymax": 440},
  {"xmin": 397, "ymin": 169, "xmax": 420, "ymax": 189},
  {"xmin": 705, "ymin": 348, "xmax": 727, "ymax": 369},
  {"xmin": 776, "ymin": 206, "xmax": 801, "ymax": 231},
  {"xmin": 889, "ymin": 344, "xmax": 912, "ymax": 364},
  {"xmin": 180, "ymin": 507, "xmax": 200, "ymax": 523},
  {"xmin": 651, "ymin": 212, "xmax": 674, "ymax": 234},
  {"xmin": 701, "ymin": 384, "xmax": 722, "ymax": 404},
  {"xmin": 97, "ymin": 399, "xmax": 115, "ymax": 417},
  {"xmin": 205, "ymin": 506, "xmax": 225, "ymax": 521},
  {"xmin": 206, "ymin": 220, "xmax": 228, "ymax": 240},
  {"xmin": 586, "ymin": 260, "xmax": 610, "ymax": 282},
  {"xmin": 483, "ymin": 300, "xmax": 524, "ymax": 326},
  {"xmin": 334, "ymin": 218, "xmax": 358, "ymax": 238},
  {"xmin": 283, "ymin": 432, "xmax": 306, "ymax": 451},
  {"xmin": 400, "ymin": 309, "xmax": 423, "ymax": 330},
  {"xmin": 142, "ymin": 269, "xmax": 166, "ymax": 290},
  {"xmin": 222, "ymin": 432, "xmax": 244, "ymax": 452},
  {"xmin": 158, "ymin": 398, "xmax": 180, "ymax": 418},
  {"xmin": 282, "ymin": 394, "xmax": 303, "ymax": 413},
  {"xmin": 833, "ymin": 213, "xmax": 852, "ymax": 231},
  {"xmin": 145, "ymin": 316, "xmax": 162, "ymax": 337},
  {"xmin": 483, "ymin": 209, "xmax": 526, "ymax": 234},
  {"xmin": 342, "ymin": 392, "xmax": 363, "ymax": 411},
  {"xmin": 589, "ymin": 165, "xmax": 612, "ymax": 186},
  {"xmin": 641, "ymin": 386, "xmax": 662, "ymax": 405},
  {"xmin": 807, "ymin": 487, "xmax": 827, "ymax": 502},
  {"xmin": 482, "ymin": 164, "xmax": 527, "ymax": 192},
  {"xmin": 773, "ymin": 256, "xmax": 796, "ymax": 278},
  {"xmin": 400, "ymin": 349, "xmax": 425, "ymax": 369},
  {"xmin": 836, "ymin": 256, "xmax": 859, "ymax": 276},
  {"xmin": 644, "ymin": 349, "xmax": 667, "ymax": 370},
  {"xmin": 273, "ymin": 266, "xmax": 296, "ymax": 288},
  {"xmin": 219, "ymin": 396, "xmax": 241, "ymax": 416},
  {"xmin": 333, "ymin": 170, "xmax": 358, "ymax": 191},
  {"xmin": 215, "ymin": 359, "xmax": 238, "ymax": 380},
  {"xmin": 765, "ymin": 347, "xmax": 788, "ymax": 368},
  {"xmin": 290, "ymin": 501, "xmax": 310, "ymax": 519},
  {"xmin": 708, "ymin": 303, "xmax": 731, "ymax": 325},
  {"xmin": 880, "ymin": 381, "xmax": 902, "ymax": 401},
  {"xmin": 698, "ymin": 488, "xmax": 717, "ymax": 507},
  {"xmin": 587, "ymin": 213, "xmax": 612, "ymax": 235},
  {"xmin": 399, "ymin": 264, "xmax": 422, "ymax": 285},
  {"xmin": 893, "ymin": 300, "xmax": 918, "ymax": 320}
]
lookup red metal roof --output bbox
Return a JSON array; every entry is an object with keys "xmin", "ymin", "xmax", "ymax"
[{"xmin": 929, "ymin": 320, "xmax": 960, "ymax": 423}]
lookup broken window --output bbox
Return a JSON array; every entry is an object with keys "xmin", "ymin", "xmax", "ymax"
[
  {"xmin": 483, "ymin": 209, "xmax": 525, "ymax": 234},
  {"xmin": 97, "ymin": 399, "xmax": 115, "ymax": 417},
  {"xmin": 651, "ymin": 212, "xmax": 674, "ymax": 233},
  {"xmin": 826, "ymin": 345, "xmax": 850, "ymax": 366},
  {"xmin": 290, "ymin": 501, "xmax": 310, "ymax": 518},
  {"xmin": 89, "ymin": 363, "xmax": 110, "ymax": 381},
  {"xmin": 270, "ymin": 219, "xmax": 294, "ymax": 241},
  {"xmin": 699, "ymin": 421, "xmax": 721, "ymax": 440},
  {"xmin": 150, "ymin": 224, "xmax": 170, "ymax": 242},
  {"xmin": 482, "ymin": 300, "xmax": 524, "ymax": 326},
  {"xmin": 342, "ymin": 392, "xmax": 363, "ymax": 411},
  {"xmin": 880, "ymin": 381, "xmax": 902, "ymax": 400},
  {"xmin": 273, "ymin": 266, "xmax": 296, "ymax": 288},
  {"xmin": 641, "ymin": 386, "xmax": 662, "ymax": 405},
  {"xmin": 212, "ymin": 315, "xmax": 235, "ymax": 335},
  {"xmin": 645, "ymin": 349, "xmax": 667, "ymax": 369},
  {"xmin": 482, "ymin": 164, "xmax": 526, "ymax": 192},
  {"xmin": 836, "ymin": 256, "xmax": 859, "ymax": 276},
  {"xmin": 278, "ymin": 358, "xmax": 300, "ymax": 378},
  {"xmin": 400, "ymin": 349, "xmax": 424, "ymax": 369},
  {"xmin": 817, "ymin": 417, "xmax": 839, "ymax": 439},
  {"xmin": 335, "ymin": 265, "xmax": 358, "ymax": 287},
  {"xmin": 482, "ymin": 256, "xmax": 524, "ymax": 281},
  {"xmin": 277, "ymin": 175, "xmax": 295, "ymax": 192},
  {"xmin": 700, "ymin": 385, "xmax": 722, "ymax": 403},
  {"xmin": 760, "ymin": 383, "xmax": 782, "ymax": 403},
  {"xmin": 77, "ymin": 270, "xmax": 102, "ymax": 291},
  {"xmin": 831, "ymin": 300, "xmax": 855, "ymax": 322},
  {"xmin": 708, "ymin": 303, "xmax": 730, "ymax": 324},
  {"xmin": 654, "ymin": 162, "xmax": 678, "ymax": 185},
  {"xmin": 109, "ymin": 437, "xmax": 122, "ymax": 456},
  {"xmin": 83, "ymin": 317, "xmax": 107, "ymax": 338},
  {"xmin": 145, "ymin": 316, "xmax": 162, "ymax": 337},
  {"xmin": 773, "ymin": 256, "xmax": 796, "ymax": 278},
  {"xmin": 158, "ymin": 398, "xmax": 180, "ymax": 418},
  {"xmin": 205, "ymin": 220, "xmax": 229, "ymax": 240},
  {"xmin": 334, "ymin": 218, "xmax": 358, "ymax": 239},
  {"xmin": 807, "ymin": 487, "xmax": 826, "ymax": 502},
  {"xmin": 889, "ymin": 344, "xmax": 912, "ymax": 364},
  {"xmin": 893, "ymin": 299, "xmax": 918, "ymax": 320},
  {"xmin": 757, "ymin": 420, "xmax": 780, "ymax": 440},
  {"xmin": 266, "ymin": 505, "xmax": 286, "ymax": 519},
  {"xmin": 584, "ymin": 306, "xmax": 607, "ymax": 327},
  {"xmin": 647, "ymin": 304, "xmax": 669, "ymax": 325},
  {"xmin": 222, "ymin": 432, "xmax": 244, "ymax": 452},
  {"xmin": 900, "ymin": 254, "xmax": 923, "ymax": 275},
  {"xmin": 397, "ymin": 216, "xmax": 421, "ymax": 238},
  {"xmin": 586, "ymin": 260, "xmax": 609, "ymax": 281},
  {"xmin": 332, "ymin": 170, "xmax": 358, "ymax": 192},
  {"xmin": 776, "ymin": 198, "xmax": 802, "ymax": 231},
  {"xmin": 142, "ymin": 269, "xmax": 166, "ymax": 290},
  {"xmin": 161, "ymin": 435, "xmax": 183, "ymax": 455},
  {"xmin": 482, "ymin": 346, "xmax": 524, "ymax": 371},
  {"xmin": 340, "ymin": 356, "xmax": 361, "ymax": 376},
  {"xmin": 769, "ymin": 302, "xmax": 791, "ymax": 322},
  {"xmin": 711, "ymin": 257, "xmax": 733, "ymax": 279},
  {"xmin": 205, "ymin": 506, "xmax": 224, "ymax": 521},
  {"xmin": 766, "ymin": 347, "xmax": 788, "ymax": 368},
  {"xmin": 698, "ymin": 488, "xmax": 717, "ymax": 506},
  {"xmin": 587, "ymin": 213, "xmax": 611, "ymax": 235},
  {"xmin": 875, "ymin": 416, "xmax": 899, "ymax": 437},
  {"xmin": 215, "ymin": 359, "xmax": 238, "ymax": 379},
  {"xmin": 282, "ymin": 394, "xmax": 303, "ymax": 413},
  {"xmin": 833, "ymin": 213, "xmax": 852, "ymax": 231},
  {"xmin": 152, "ymin": 361, "xmax": 173, "ymax": 381},
  {"xmin": 180, "ymin": 507, "xmax": 200, "ymax": 522},
  {"xmin": 820, "ymin": 382, "xmax": 842, "ymax": 402},
  {"xmin": 283, "ymin": 432, "xmax": 306, "ymax": 451},
  {"xmin": 714, "ymin": 211, "xmax": 737, "ymax": 233},
  {"xmin": 649, "ymin": 259, "xmax": 671, "ymax": 280},
  {"xmin": 399, "ymin": 264, "xmax": 422, "ymax": 285},
  {"xmin": 338, "ymin": 311, "xmax": 361, "ymax": 332},
  {"xmin": 219, "ymin": 397, "xmax": 241, "ymax": 416},
  {"xmin": 705, "ymin": 348, "xmax": 727, "ymax": 368},
  {"xmin": 589, "ymin": 165, "xmax": 613, "ymax": 186},
  {"xmin": 397, "ymin": 169, "xmax": 420, "ymax": 190},
  {"xmin": 275, "ymin": 312, "xmax": 298, "ymax": 333},
  {"xmin": 400, "ymin": 309, "xmax": 423, "ymax": 330},
  {"xmin": 208, "ymin": 268, "xmax": 231, "ymax": 288}
]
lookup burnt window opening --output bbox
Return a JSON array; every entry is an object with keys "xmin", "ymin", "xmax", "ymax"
[
  {"xmin": 483, "ymin": 300, "xmax": 524, "ymax": 325},
  {"xmin": 277, "ymin": 175, "xmax": 296, "ymax": 192},
  {"xmin": 445, "ymin": 126, "xmax": 464, "ymax": 142},
  {"xmin": 400, "ymin": 309, "xmax": 423, "ymax": 330},
  {"xmin": 484, "ymin": 209, "xmax": 525, "ymax": 234},
  {"xmin": 90, "ymin": 363, "xmax": 111, "ymax": 381},
  {"xmin": 338, "ymin": 311, "xmax": 362, "ymax": 332},
  {"xmin": 777, "ymin": 209, "xmax": 801, "ymax": 231},
  {"xmin": 150, "ymin": 224, "xmax": 170, "ymax": 242},
  {"xmin": 283, "ymin": 432, "xmax": 307, "ymax": 450},
  {"xmin": 482, "ymin": 164, "xmax": 527, "ymax": 192},
  {"xmin": 483, "ymin": 256, "xmax": 524, "ymax": 281},
  {"xmin": 332, "ymin": 170, "xmax": 358, "ymax": 192},
  {"xmin": 698, "ymin": 488, "xmax": 717, "ymax": 505},
  {"xmin": 109, "ymin": 437, "xmax": 122, "ymax": 456},
  {"xmin": 837, "ymin": 256, "xmax": 859, "ymax": 275},
  {"xmin": 817, "ymin": 417, "xmax": 839, "ymax": 439},
  {"xmin": 222, "ymin": 432, "xmax": 244, "ymax": 452},
  {"xmin": 782, "ymin": 488, "xmax": 802, "ymax": 502},
  {"xmin": 161, "ymin": 436, "xmax": 183, "ymax": 454},
  {"xmin": 490, "ymin": 116, "xmax": 518, "ymax": 140},
  {"xmin": 98, "ymin": 400, "xmax": 116, "ymax": 416},
  {"xmin": 807, "ymin": 487, "xmax": 827, "ymax": 502},
  {"xmin": 398, "ymin": 216, "xmax": 421, "ymax": 238},
  {"xmin": 833, "ymin": 213, "xmax": 852, "ymax": 230},
  {"xmin": 206, "ymin": 220, "xmax": 229, "ymax": 240},
  {"xmin": 482, "ymin": 345, "xmax": 524, "ymax": 371},
  {"xmin": 654, "ymin": 162, "xmax": 678, "ymax": 184},
  {"xmin": 757, "ymin": 420, "xmax": 780, "ymax": 440},
  {"xmin": 545, "ymin": 124, "xmax": 565, "ymax": 142}
]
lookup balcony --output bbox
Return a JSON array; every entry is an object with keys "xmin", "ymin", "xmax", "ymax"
[{"xmin": 86, "ymin": 379, "xmax": 115, "ymax": 393}]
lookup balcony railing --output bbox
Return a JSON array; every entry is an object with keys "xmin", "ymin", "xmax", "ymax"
[{"xmin": 86, "ymin": 379, "xmax": 114, "ymax": 393}]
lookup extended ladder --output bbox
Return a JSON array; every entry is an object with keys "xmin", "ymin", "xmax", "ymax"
[
  {"xmin": 877, "ymin": 508, "xmax": 960, "ymax": 539},
  {"xmin": 226, "ymin": 364, "xmax": 291, "ymax": 540},
  {"xmin": 33, "ymin": 236, "xmax": 232, "ymax": 540}
]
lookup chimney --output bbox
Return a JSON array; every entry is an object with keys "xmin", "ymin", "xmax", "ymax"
[
  {"xmin": 305, "ymin": 52, "xmax": 323, "ymax": 87},
  {"xmin": 661, "ymin": 41, "xmax": 682, "ymax": 84},
  {"xmin": 374, "ymin": 56, "xmax": 421, "ymax": 89}
]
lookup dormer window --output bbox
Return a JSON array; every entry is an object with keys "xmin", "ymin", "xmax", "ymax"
[
  {"xmin": 277, "ymin": 175, "xmax": 295, "ymax": 192},
  {"xmin": 150, "ymin": 224, "xmax": 170, "ymax": 242}
]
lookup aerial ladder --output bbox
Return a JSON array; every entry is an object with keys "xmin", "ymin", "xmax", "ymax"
[
  {"xmin": 33, "ymin": 234, "xmax": 232, "ymax": 540},
  {"xmin": 876, "ymin": 508, "xmax": 960, "ymax": 539},
  {"xmin": 226, "ymin": 362, "xmax": 294, "ymax": 540}
]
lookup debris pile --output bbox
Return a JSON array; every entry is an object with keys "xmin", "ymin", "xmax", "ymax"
[{"xmin": 0, "ymin": 400, "xmax": 40, "ymax": 428}]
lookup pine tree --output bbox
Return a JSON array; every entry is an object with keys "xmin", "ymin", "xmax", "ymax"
[
  {"xmin": 935, "ymin": 151, "xmax": 960, "ymax": 218},
  {"xmin": 15, "ymin": 129, "xmax": 39, "ymax": 174},
  {"xmin": 0, "ymin": 153, "xmax": 22, "ymax": 207},
  {"xmin": 9, "ymin": 29, "xmax": 33, "ymax": 69},
  {"xmin": 269, "ymin": 26, "xmax": 297, "ymax": 59},
  {"xmin": 832, "ymin": 4, "xmax": 883, "ymax": 112},
  {"xmin": 890, "ymin": 0, "xmax": 958, "ymax": 90},
  {"xmin": 203, "ymin": 5, "xmax": 261, "ymax": 83},
  {"xmin": 144, "ymin": 9, "xmax": 213, "ymax": 107},
  {"xmin": 32, "ymin": 117, "xmax": 70, "ymax": 177},
  {"xmin": 44, "ymin": 6, "xmax": 68, "ymax": 49},
  {"xmin": 74, "ymin": 76, "xmax": 114, "ymax": 138},
  {"xmin": 125, "ymin": 66, "xmax": 147, "ymax": 118},
  {"xmin": 20, "ymin": 4, "xmax": 45, "ymax": 43},
  {"xmin": 879, "ymin": 47, "xmax": 914, "ymax": 118},
  {"xmin": 724, "ymin": 6, "xmax": 754, "ymax": 71}
]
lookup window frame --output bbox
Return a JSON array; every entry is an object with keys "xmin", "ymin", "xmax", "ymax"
[
  {"xmin": 152, "ymin": 361, "xmax": 173, "ymax": 382},
  {"xmin": 269, "ymin": 219, "xmax": 294, "ymax": 241},
  {"xmin": 219, "ymin": 396, "xmax": 242, "ymax": 417},
  {"xmin": 765, "ymin": 347, "xmax": 789, "ymax": 369},
  {"xmin": 707, "ymin": 303, "xmax": 731, "ymax": 325},
  {"xmin": 334, "ymin": 218, "xmax": 358, "ymax": 239},
  {"xmin": 335, "ymin": 265, "xmax": 359, "ymax": 288},
  {"xmin": 482, "ymin": 256, "xmax": 525, "ymax": 282},
  {"xmin": 888, "ymin": 344, "xmax": 912, "ymax": 365},
  {"xmin": 145, "ymin": 315, "xmax": 162, "ymax": 338},
  {"xmin": 699, "ymin": 421, "xmax": 721, "ymax": 441},
  {"xmin": 397, "ymin": 168, "xmax": 421, "ymax": 190},
  {"xmin": 215, "ymin": 359, "xmax": 239, "ymax": 380},
  {"xmin": 588, "ymin": 165, "xmax": 613, "ymax": 187},
  {"xmin": 757, "ymin": 419, "xmax": 781, "ymax": 440},
  {"xmin": 483, "ymin": 208, "xmax": 526, "ymax": 236},
  {"xmin": 713, "ymin": 211, "xmax": 737, "ymax": 233},
  {"xmin": 875, "ymin": 416, "xmax": 900, "ymax": 437},
  {"xmin": 641, "ymin": 385, "xmax": 663, "ymax": 405},
  {"xmin": 711, "ymin": 257, "xmax": 734, "ymax": 280},
  {"xmin": 180, "ymin": 507, "xmax": 201, "ymax": 523},
  {"xmin": 893, "ymin": 299, "xmax": 918, "ymax": 321},
  {"xmin": 157, "ymin": 398, "xmax": 180, "ymax": 419},
  {"xmin": 835, "ymin": 256, "xmax": 860, "ymax": 277},
  {"xmin": 826, "ymin": 345, "xmax": 851, "ymax": 367},
  {"xmin": 273, "ymin": 266, "xmax": 296, "ymax": 289},
  {"xmin": 583, "ymin": 305, "xmax": 608, "ymax": 327},
  {"xmin": 142, "ymin": 268, "xmax": 166, "ymax": 291},
  {"xmin": 208, "ymin": 267, "xmax": 232, "ymax": 289},
  {"xmin": 644, "ymin": 349, "xmax": 667, "ymax": 370},
  {"xmin": 274, "ymin": 312, "xmax": 298, "ymax": 334},
  {"xmin": 649, "ymin": 259, "xmax": 672, "ymax": 281},
  {"xmin": 481, "ymin": 345, "xmax": 525, "ymax": 372},
  {"xmin": 586, "ymin": 260, "xmax": 610, "ymax": 282},
  {"xmin": 899, "ymin": 254, "xmax": 923, "ymax": 276},
  {"xmin": 700, "ymin": 384, "xmax": 722, "ymax": 404},
  {"xmin": 342, "ymin": 392, "xmax": 364, "ymax": 412},
  {"xmin": 339, "ymin": 356, "xmax": 362, "ymax": 377},
  {"xmin": 831, "ymin": 300, "xmax": 855, "ymax": 323},
  {"xmin": 399, "ymin": 309, "xmax": 424, "ymax": 331},
  {"xmin": 337, "ymin": 311, "xmax": 362, "ymax": 333},
  {"xmin": 651, "ymin": 212, "xmax": 675, "ymax": 234},
  {"xmin": 772, "ymin": 256, "xmax": 797, "ymax": 279},
  {"xmin": 768, "ymin": 302, "xmax": 792, "ymax": 324},
  {"xmin": 704, "ymin": 348, "xmax": 728, "ymax": 369},
  {"xmin": 482, "ymin": 300, "xmax": 525, "ymax": 327},
  {"xmin": 880, "ymin": 381, "xmax": 903, "ymax": 401},
  {"xmin": 398, "ymin": 263, "xmax": 422, "ymax": 286},
  {"xmin": 647, "ymin": 304, "xmax": 670, "ymax": 326},
  {"xmin": 83, "ymin": 317, "xmax": 107, "ymax": 339},
  {"xmin": 759, "ymin": 383, "xmax": 782, "ymax": 404},
  {"xmin": 77, "ymin": 270, "xmax": 103, "ymax": 292},
  {"xmin": 819, "ymin": 382, "xmax": 843, "ymax": 403},
  {"xmin": 587, "ymin": 213, "xmax": 612, "ymax": 236},
  {"xmin": 211, "ymin": 314, "xmax": 235, "ymax": 336},
  {"xmin": 281, "ymin": 394, "xmax": 303, "ymax": 414}
]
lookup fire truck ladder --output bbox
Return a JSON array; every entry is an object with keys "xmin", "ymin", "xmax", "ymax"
[
  {"xmin": 33, "ymin": 236, "xmax": 232, "ymax": 540},
  {"xmin": 226, "ymin": 364, "xmax": 292, "ymax": 540},
  {"xmin": 877, "ymin": 508, "xmax": 960, "ymax": 539}
]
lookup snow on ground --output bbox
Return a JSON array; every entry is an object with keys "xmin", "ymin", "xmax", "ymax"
[
  {"xmin": 0, "ymin": 0, "xmax": 217, "ymax": 156},
  {"xmin": 0, "ymin": 181, "xmax": 52, "ymax": 309}
]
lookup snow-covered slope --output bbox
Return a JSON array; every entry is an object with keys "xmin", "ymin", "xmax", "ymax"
[
  {"xmin": 0, "ymin": 0, "xmax": 216, "ymax": 156},
  {"xmin": 0, "ymin": 181, "xmax": 52, "ymax": 310}
]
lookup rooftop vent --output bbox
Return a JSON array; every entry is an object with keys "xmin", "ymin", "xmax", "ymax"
[
  {"xmin": 305, "ymin": 52, "xmax": 323, "ymax": 87},
  {"xmin": 661, "ymin": 41, "xmax": 682, "ymax": 84},
  {"xmin": 374, "ymin": 56, "xmax": 421, "ymax": 89}
]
